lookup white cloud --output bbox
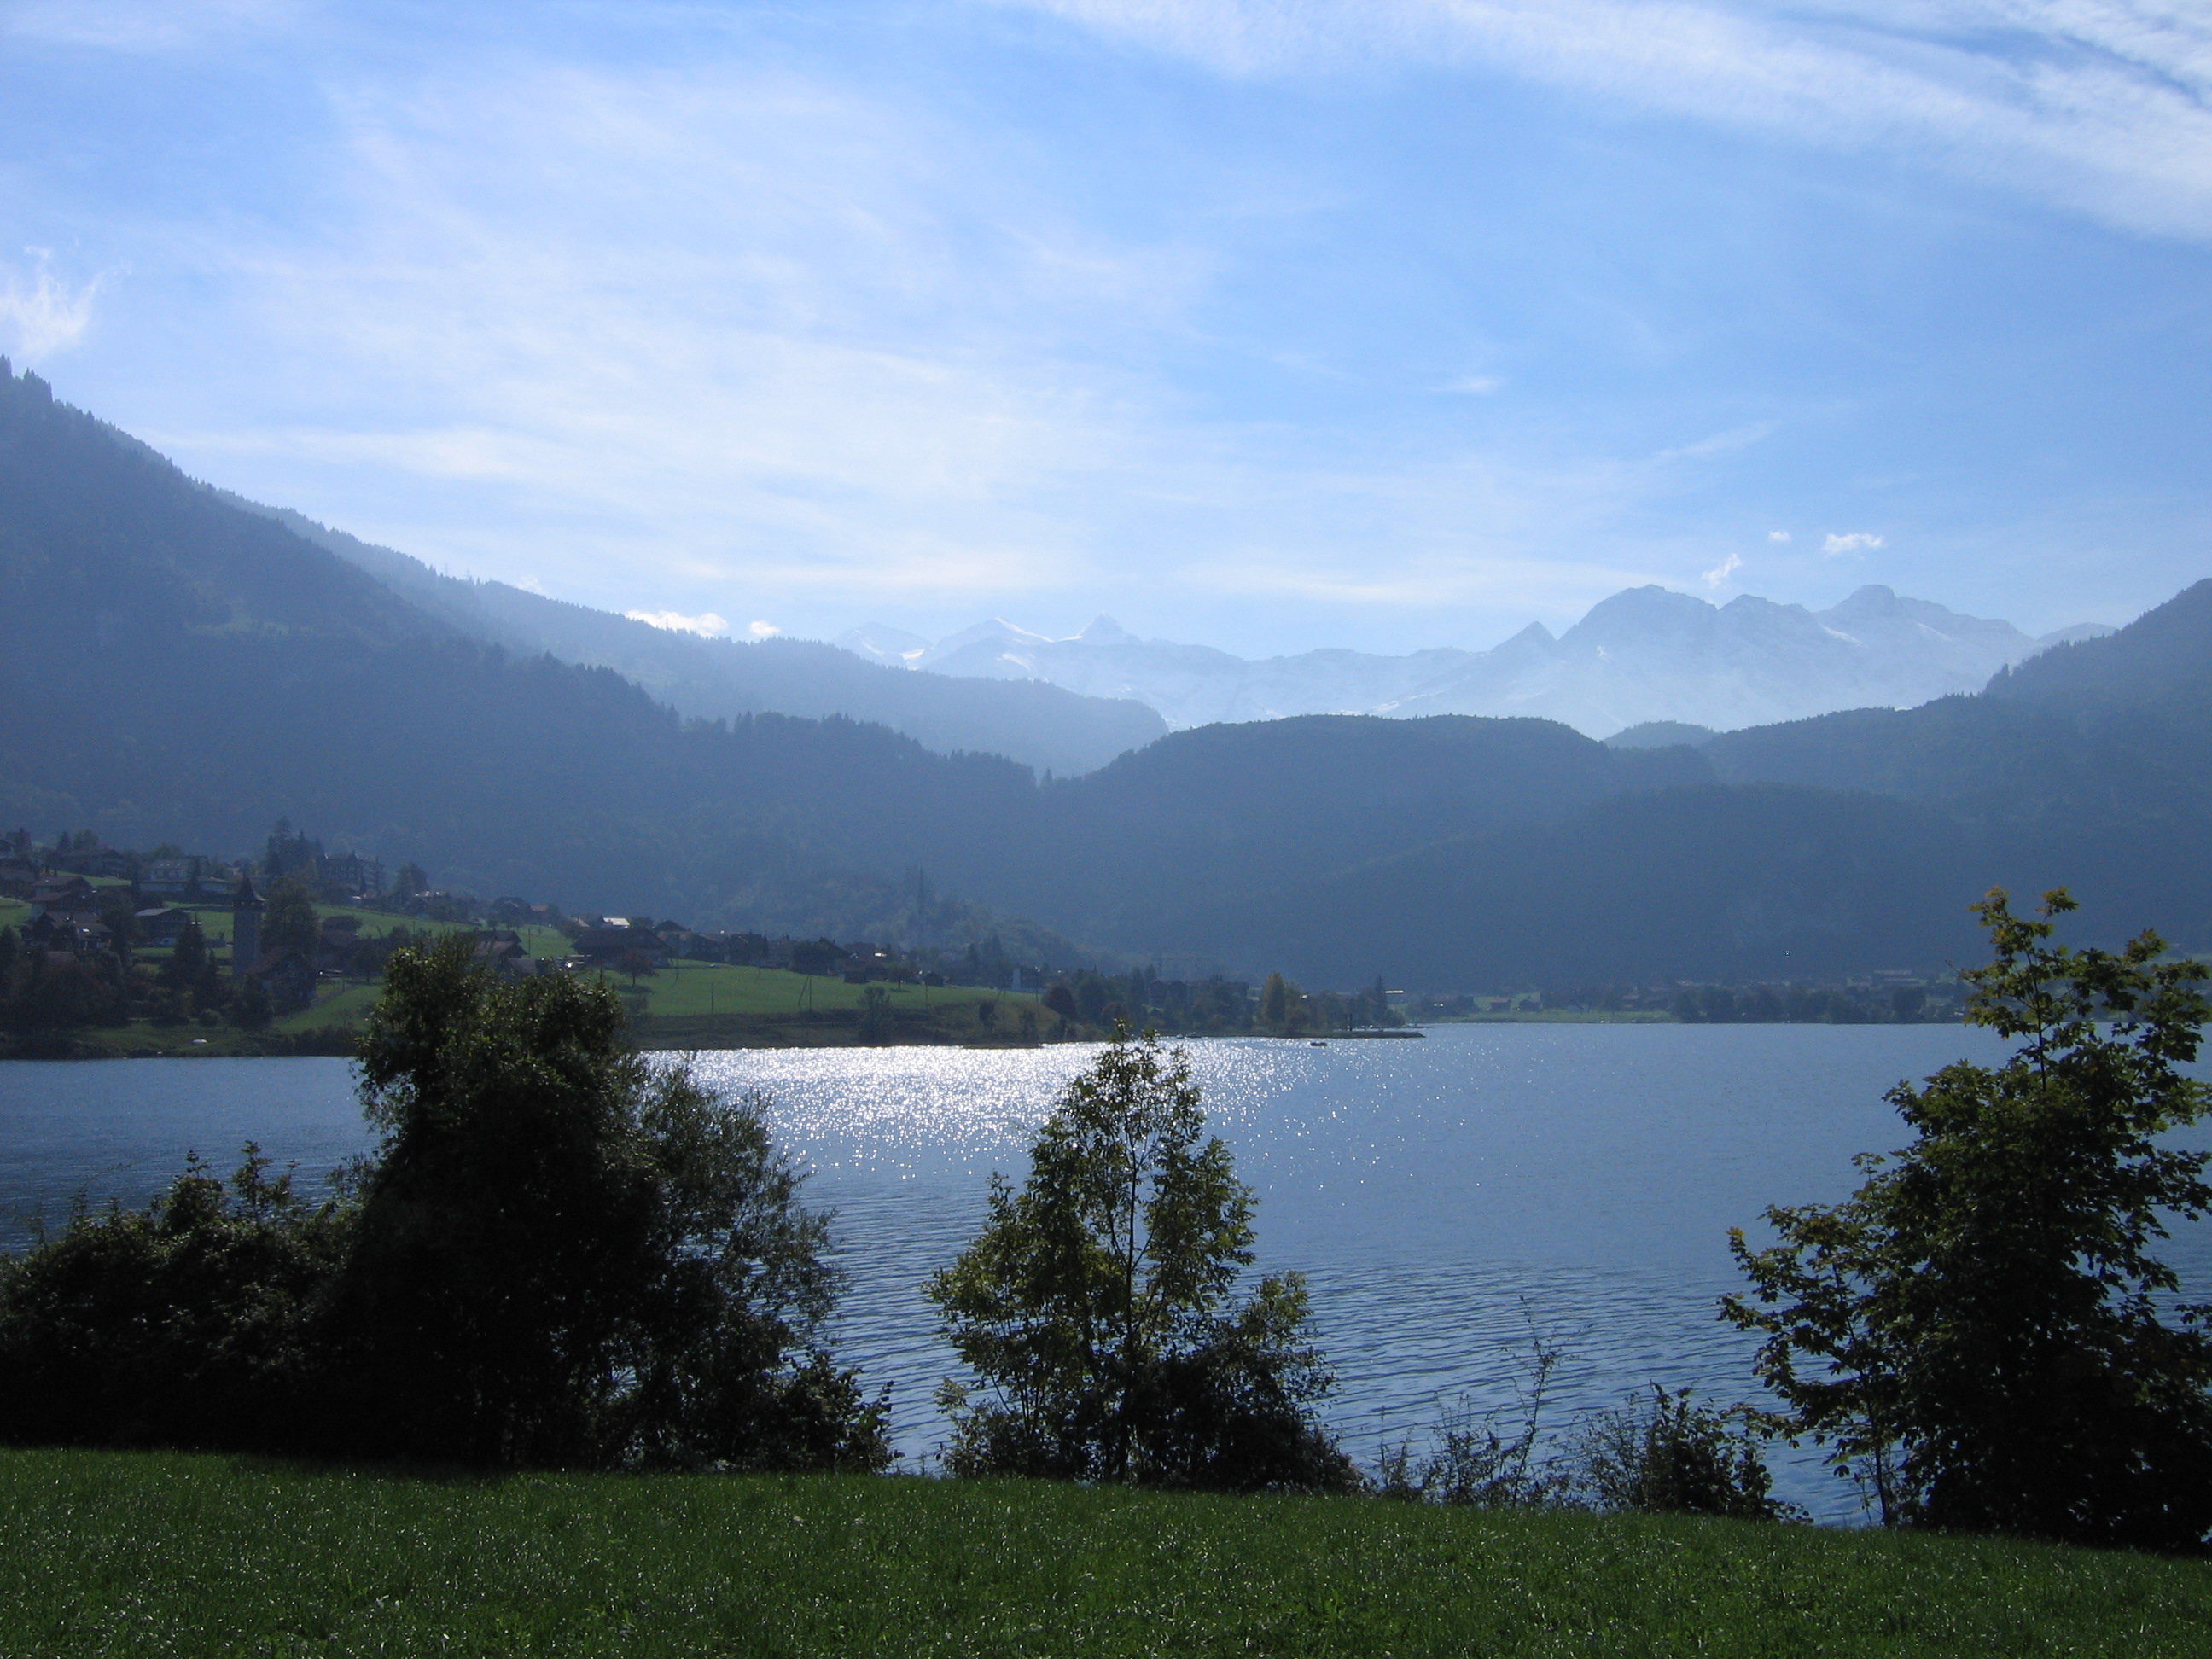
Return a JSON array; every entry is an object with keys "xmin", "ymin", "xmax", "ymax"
[
  {"xmin": 1445, "ymin": 374, "xmax": 1505, "ymax": 394},
  {"xmin": 1702, "ymin": 550, "xmax": 1743, "ymax": 587},
  {"xmin": 2, "ymin": 0, "xmax": 297, "ymax": 50},
  {"xmin": 1006, "ymin": 1, "xmax": 2212, "ymax": 242},
  {"xmin": 1823, "ymin": 530, "xmax": 1885, "ymax": 554},
  {"xmin": 0, "ymin": 254, "xmax": 103, "ymax": 361},
  {"xmin": 626, "ymin": 608, "xmax": 731, "ymax": 636},
  {"xmin": 1767, "ymin": 528, "xmax": 1792, "ymax": 543},
  {"xmin": 747, "ymin": 620, "xmax": 780, "ymax": 638}
]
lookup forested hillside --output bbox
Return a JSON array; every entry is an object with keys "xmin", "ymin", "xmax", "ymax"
[
  {"xmin": 7, "ymin": 363, "xmax": 2208, "ymax": 987},
  {"xmin": 0, "ymin": 364, "xmax": 1032, "ymax": 933}
]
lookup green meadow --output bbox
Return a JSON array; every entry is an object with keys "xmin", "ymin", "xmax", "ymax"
[{"xmin": 2, "ymin": 1450, "xmax": 2207, "ymax": 1657}]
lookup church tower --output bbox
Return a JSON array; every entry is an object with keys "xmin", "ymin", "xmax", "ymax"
[{"xmin": 231, "ymin": 874, "xmax": 264, "ymax": 978}]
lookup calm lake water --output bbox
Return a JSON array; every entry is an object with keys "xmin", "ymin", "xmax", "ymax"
[{"xmin": 3, "ymin": 1025, "xmax": 2203, "ymax": 1522}]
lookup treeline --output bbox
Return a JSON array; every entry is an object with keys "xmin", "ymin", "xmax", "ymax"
[{"xmin": 1536, "ymin": 980, "xmax": 1966, "ymax": 1023}]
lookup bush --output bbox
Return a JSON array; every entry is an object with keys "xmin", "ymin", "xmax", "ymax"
[
  {"xmin": 0, "ymin": 1149, "xmax": 351, "ymax": 1452},
  {"xmin": 928, "ymin": 1029, "xmax": 1355, "ymax": 1493},
  {"xmin": 1578, "ymin": 1388, "xmax": 1799, "ymax": 1521}
]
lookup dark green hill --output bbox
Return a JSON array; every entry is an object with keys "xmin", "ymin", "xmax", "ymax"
[
  {"xmin": 1017, "ymin": 715, "xmax": 1714, "ymax": 951},
  {"xmin": 1984, "ymin": 579, "xmax": 2212, "ymax": 711},
  {"xmin": 0, "ymin": 363, "xmax": 1029, "ymax": 928}
]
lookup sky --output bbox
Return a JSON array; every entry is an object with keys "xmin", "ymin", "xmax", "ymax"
[{"xmin": 3, "ymin": 0, "xmax": 2209, "ymax": 656}]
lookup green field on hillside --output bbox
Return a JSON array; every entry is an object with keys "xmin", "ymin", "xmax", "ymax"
[
  {"xmin": 1, "ymin": 1450, "xmax": 2205, "ymax": 1657},
  {"xmin": 614, "ymin": 960, "xmax": 1036, "ymax": 1017},
  {"xmin": 262, "ymin": 961, "xmax": 1041, "ymax": 1040}
]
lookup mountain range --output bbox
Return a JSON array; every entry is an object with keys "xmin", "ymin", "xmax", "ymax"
[
  {"xmin": 7, "ymin": 358, "xmax": 2207, "ymax": 989},
  {"xmin": 841, "ymin": 592, "xmax": 2108, "ymax": 738}
]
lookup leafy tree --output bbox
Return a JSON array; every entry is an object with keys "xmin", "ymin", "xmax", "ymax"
[
  {"xmin": 856, "ymin": 984, "xmax": 894, "ymax": 1045},
  {"xmin": 229, "ymin": 976, "xmax": 272, "ymax": 1030},
  {"xmin": 157, "ymin": 917, "xmax": 210, "ymax": 993},
  {"xmin": 1724, "ymin": 888, "xmax": 2212, "ymax": 1551},
  {"xmin": 1043, "ymin": 982, "xmax": 1079, "ymax": 1027},
  {"xmin": 330, "ymin": 934, "xmax": 888, "ymax": 1470},
  {"xmin": 93, "ymin": 888, "xmax": 139, "ymax": 958},
  {"xmin": 0, "ymin": 1148, "xmax": 352, "ymax": 1451},
  {"xmin": 927, "ymin": 1029, "xmax": 1353, "ymax": 1492},
  {"xmin": 259, "ymin": 876, "xmax": 320, "ymax": 960}
]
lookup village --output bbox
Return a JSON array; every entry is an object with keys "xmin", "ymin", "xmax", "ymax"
[{"xmin": 0, "ymin": 824, "xmax": 1326, "ymax": 1054}]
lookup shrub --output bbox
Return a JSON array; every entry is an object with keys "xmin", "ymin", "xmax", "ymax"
[
  {"xmin": 928, "ymin": 1029, "xmax": 1354, "ymax": 1493},
  {"xmin": 0, "ymin": 1149, "xmax": 351, "ymax": 1451}
]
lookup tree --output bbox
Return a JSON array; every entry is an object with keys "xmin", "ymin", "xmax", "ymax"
[
  {"xmin": 0, "ymin": 1148, "xmax": 352, "ymax": 1451},
  {"xmin": 856, "ymin": 984, "xmax": 894, "ymax": 1045},
  {"xmin": 158, "ymin": 917, "xmax": 210, "ymax": 993},
  {"xmin": 331, "ymin": 934, "xmax": 888, "ymax": 1470},
  {"xmin": 229, "ymin": 975, "xmax": 272, "ymax": 1030},
  {"xmin": 259, "ymin": 876, "xmax": 319, "ymax": 961},
  {"xmin": 927, "ymin": 1028, "xmax": 1353, "ymax": 1492},
  {"xmin": 1258, "ymin": 971, "xmax": 1305, "ymax": 1035},
  {"xmin": 1724, "ymin": 888, "xmax": 2212, "ymax": 1551}
]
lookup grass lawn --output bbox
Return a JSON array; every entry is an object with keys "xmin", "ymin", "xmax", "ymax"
[{"xmin": 2, "ymin": 1451, "xmax": 2207, "ymax": 1657}]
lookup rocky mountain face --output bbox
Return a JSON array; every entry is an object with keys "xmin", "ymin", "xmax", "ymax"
[{"xmin": 841, "ymin": 587, "xmax": 2107, "ymax": 738}]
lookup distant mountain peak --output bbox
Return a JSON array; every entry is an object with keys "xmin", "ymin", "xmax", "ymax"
[{"xmin": 861, "ymin": 583, "xmax": 2104, "ymax": 738}]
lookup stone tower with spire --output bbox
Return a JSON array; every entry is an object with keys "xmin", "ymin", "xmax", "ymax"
[{"xmin": 230, "ymin": 873, "xmax": 264, "ymax": 979}]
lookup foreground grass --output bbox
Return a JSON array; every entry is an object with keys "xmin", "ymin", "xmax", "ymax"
[{"xmin": 2, "ymin": 1452, "xmax": 2207, "ymax": 1656}]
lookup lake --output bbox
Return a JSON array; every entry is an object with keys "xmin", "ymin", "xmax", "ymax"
[{"xmin": 4, "ymin": 1025, "xmax": 2202, "ymax": 1521}]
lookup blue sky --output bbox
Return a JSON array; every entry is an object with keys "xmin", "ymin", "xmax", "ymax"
[{"xmin": 3, "ymin": 0, "xmax": 2209, "ymax": 655}]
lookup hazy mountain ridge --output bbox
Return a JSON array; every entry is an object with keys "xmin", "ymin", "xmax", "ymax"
[
  {"xmin": 223, "ymin": 498, "xmax": 1166, "ymax": 777},
  {"xmin": 842, "ymin": 586, "xmax": 2106, "ymax": 737}
]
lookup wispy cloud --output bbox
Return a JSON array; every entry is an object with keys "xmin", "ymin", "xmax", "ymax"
[
  {"xmin": 1702, "ymin": 550, "xmax": 1743, "ymax": 587},
  {"xmin": 1006, "ymin": 1, "xmax": 2212, "ymax": 242},
  {"xmin": 625, "ymin": 608, "xmax": 731, "ymax": 636},
  {"xmin": 1823, "ymin": 530, "xmax": 1884, "ymax": 554},
  {"xmin": 2, "ymin": 0, "xmax": 298, "ymax": 50},
  {"xmin": 142, "ymin": 54, "xmax": 1749, "ymax": 632},
  {"xmin": 1767, "ymin": 528, "xmax": 1792, "ymax": 543},
  {"xmin": 0, "ymin": 254, "xmax": 104, "ymax": 361}
]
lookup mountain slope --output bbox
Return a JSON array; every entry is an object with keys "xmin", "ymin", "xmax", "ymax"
[
  {"xmin": 0, "ymin": 364, "xmax": 1032, "ymax": 928},
  {"xmin": 235, "ymin": 501, "xmax": 1165, "ymax": 777}
]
